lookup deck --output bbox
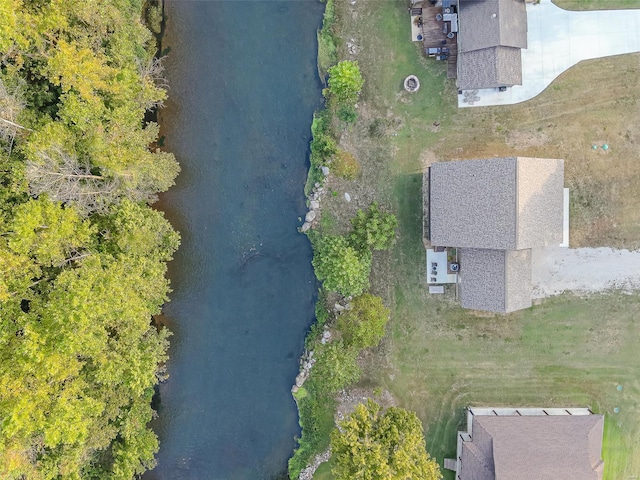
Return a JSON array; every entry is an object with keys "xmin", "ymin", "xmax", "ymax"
[{"xmin": 415, "ymin": 3, "xmax": 458, "ymax": 79}]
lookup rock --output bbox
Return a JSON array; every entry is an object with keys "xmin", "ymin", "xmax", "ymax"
[
  {"xmin": 295, "ymin": 372, "xmax": 307, "ymax": 387},
  {"xmin": 344, "ymin": 192, "xmax": 351, "ymax": 202},
  {"xmin": 321, "ymin": 166, "xmax": 330, "ymax": 176},
  {"xmin": 308, "ymin": 350, "xmax": 314, "ymax": 358},
  {"xmin": 305, "ymin": 210, "xmax": 317, "ymax": 223},
  {"xmin": 310, "ymin": 200, "xmax": 320, "ymax": 210},
  {"xmin": 300, "ymin": 222, "xmax": 311, "ymax": 233},
  {"xmin": 334, "ymin": 303, "xmax": 345, "ymax": 312},
  {"xmin": 322, "ymin": 330, "xmax": 332, "ymax": 340},
  {"xmin": 314, "ymin": 182, "xmax": 320, "ymax": 189},
  {"xmin": 291, "ymin": 385, "xmax": 299, "ymax": 394}
]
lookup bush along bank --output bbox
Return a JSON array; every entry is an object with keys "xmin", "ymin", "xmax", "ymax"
[{"xmin": 289, "ymin": 4, "xmax": 398, "ymax": 476}]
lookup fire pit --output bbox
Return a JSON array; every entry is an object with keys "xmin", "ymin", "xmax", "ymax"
[{"xmin": 404, "ymin": 75, "xmax": 420, "ymax": 93}]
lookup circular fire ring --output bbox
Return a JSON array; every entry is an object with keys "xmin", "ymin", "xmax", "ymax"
[{"xmin": 404, "ymin": 75, "xmax": 420, "ymax": 93}]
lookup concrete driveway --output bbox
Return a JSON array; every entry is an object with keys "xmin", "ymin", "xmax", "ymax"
[{"xmin": 458, "ymin": 0, "xmax": 640, "ymax": 107}]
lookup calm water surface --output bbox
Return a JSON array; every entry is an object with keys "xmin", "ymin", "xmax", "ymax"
[{"xmin": 147, "ymin": 1, "xmax": 323, "ymax": 478}]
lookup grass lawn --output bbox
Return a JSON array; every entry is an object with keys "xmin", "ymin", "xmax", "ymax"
[
  {"xmin": 554, "ymin": 0, "xmax": 640, "ymax": 10},
  {"xmin": 312, "ymin": 0, "xmax": 640, "ymax": 478}
]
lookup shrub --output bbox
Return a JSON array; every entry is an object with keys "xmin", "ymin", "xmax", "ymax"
[
  {"xmin": 337, "ymin": 293, "xmax": 390, "ymax": 349},
  {"xmin": 332, "ymin": 150, "xmax": 360, "ymax": 180},
  {"xmin": 337, "ymin": 103, "xmax": 357, "ymax": 124},
  {"xmin": 317, "ymin": 0, "xmax": 337, "ymax": 77},
  {"xmin": 306, "ymin": 111, "xmax": 336, "ymax": 193},
  {"xmin": 311, "ymin": 341, "xmax": 361, "ymax": 394},
  {"xmin": 350, "ymin": 202, "xmax": 398, "ymax": 251},
  {"xmin": 327, "ymin": 60, "xmax": 364, "ymax": 105},
  {"xmin": 368, "ymin": 118, "xmax": 388, "ymax": 138},
  {"xmin": 312, "ymin": 235, "xmax": 371, "ymax": 297}
]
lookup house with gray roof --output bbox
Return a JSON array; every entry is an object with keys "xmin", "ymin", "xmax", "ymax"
[
  {"xmin": 457, "ymin": 0, "xmax": 528, "ymax": 90},
  {"xmin": 447, "ymin": 407, "xmax": 605, "ymax": 480},
  {"xmin": 427, "ymin": 157, "xmax": 565, "ymax": 313}
]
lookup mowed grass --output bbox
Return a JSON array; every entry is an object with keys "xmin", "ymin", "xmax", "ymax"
[
  {"xmin": 368, "ymin": 288, "xmax": 640, "ymax": 480},
  {"xmin": 555, "ymin": 0, "xmax": 640, "ymax": 10},
  {"xmin": 322, "ymin": 0, "xmax": 640, "ymax": 478}
]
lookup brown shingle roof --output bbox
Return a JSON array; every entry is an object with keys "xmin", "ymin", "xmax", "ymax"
[{"xmin": 460, "ymin": 414, "xmax": 605, "ymax": 480}]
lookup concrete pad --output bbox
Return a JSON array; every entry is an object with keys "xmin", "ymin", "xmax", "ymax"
[{"xmin": 458, "ymin": 0, "xmax": 640, "ymax": 107}]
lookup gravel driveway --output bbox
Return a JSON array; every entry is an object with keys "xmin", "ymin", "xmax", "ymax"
[{"xmin": 532, "ymin": 247, "xmax": 640, "ymax": 298}]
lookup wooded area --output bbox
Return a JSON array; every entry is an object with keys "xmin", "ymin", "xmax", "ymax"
[{"xmin": 0, "ymin": 0, "xmax": 179, "ymax": 478}]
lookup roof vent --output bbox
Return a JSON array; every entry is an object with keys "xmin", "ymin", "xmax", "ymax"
[{"xmin": 492, "ymin": 13, "xmax": 497, "ymax": 18}]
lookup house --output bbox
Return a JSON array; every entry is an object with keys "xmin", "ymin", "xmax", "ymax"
[
  {"xmin": 427, "ymin": 157, "xmax": 565, "ymax": 313},
  {"xmin": 447, "ymin": 407, "xmax": 605, "ymax": 480},
  {"xmin": 457, "ymin": 0, "xmax": 528, "ymax": 90}
]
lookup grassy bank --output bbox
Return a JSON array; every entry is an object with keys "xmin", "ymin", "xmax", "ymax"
[{"xmin": 293, "ymin": 0, "xmax": 640, "ymax": 478}]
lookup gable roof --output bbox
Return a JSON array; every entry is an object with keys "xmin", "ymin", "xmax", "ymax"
[
  {"xmin": 460, "ymin": 414, "xmax": 605, "ymax": 480},
  {"xmin": 456, "ymin": 0, "xmax": 528, "ymax": 90},
  {"xmin": 459, "ymin": 248, "xmax": 531, "ymax": 313},
  {"xmin": 429, "ymin": 157, "xmax": 564, "ymax": 251},
  {"xmin": 458, "ymin": 0, "xmax": 528, "ymax": 53},
  {"xmin": 457, "ymin": 46, "xmax": 523, "ymax": 90}
]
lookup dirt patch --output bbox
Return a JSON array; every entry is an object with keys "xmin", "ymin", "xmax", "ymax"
[
  {"xmin": 505, "ymin": 129, "xmax": 550, "ymax": 149},
  {"xmin": 335, "ymin": 387, "xmax": 398, "ymax": 423}
]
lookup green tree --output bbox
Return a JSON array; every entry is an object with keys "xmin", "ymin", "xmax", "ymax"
[
  {"xmin": 349, "ymin": 202, "xmax": 398, "ymax": 251},
  {"xmin": 310, "ymin": 341, "xmax": 360, "ymax": 394},
  {"xmin": 327, "ymin": 60, "xmax": 364, "ymax": 105},
  {"xmin": 337, "ymin": 293, "xmax": 389, "ymax": 349},
  {"xmin": 0, "ymin": 2, "xmax": 180, "ymax": 477},
  {"xmin": 0, "ymin": 253, "xmax": 172, "ymax": 479},
  {"xmin": 331, "ymin": 400, "xmax": 442, "ymax": 480},
  {"xmin": 312, "ymin": 235, "xmax": 371, "ymax": 297}
]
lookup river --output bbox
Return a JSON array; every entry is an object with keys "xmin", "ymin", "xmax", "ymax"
[{"xmin": 146, "ymin": 1, "xmax": 324, "ymax": 478}]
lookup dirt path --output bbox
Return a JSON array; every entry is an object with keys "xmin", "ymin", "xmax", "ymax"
[{"xmin": 532, "ymin": 247, "xmax": 640, "ymax": 298}]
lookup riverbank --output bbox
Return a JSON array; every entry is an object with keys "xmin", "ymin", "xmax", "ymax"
[{"xmin": 292, "ymin": 0, "xmax": 640, "ymax": 478}]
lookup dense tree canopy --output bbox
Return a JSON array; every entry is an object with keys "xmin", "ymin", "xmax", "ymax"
[
  {"xmin": 0, "ymin": 0, "xmax": 179, "ymax": 477},
  {"xmin": 331, "ymin": 400, "xmax": 442, "ymax": 480}
]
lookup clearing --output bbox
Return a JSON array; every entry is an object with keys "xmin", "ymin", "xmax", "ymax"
[{"xmin": 311, "ymin": 0, "xmax": 640, "ymax": 478}]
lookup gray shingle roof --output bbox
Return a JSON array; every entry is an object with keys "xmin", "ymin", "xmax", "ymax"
[
  {"xmin": 458, "ymin": 0, "xmax": 528, "ymax": 53},
  {"xmin": 460, "ymin": 414, "xmax": 605, "ymax": 480},
  {"xmin": 429, "ymin": 157, "xmax": 563, "ymax": 313},
  {"xmin": 457, "ymin": 46, "xmax": 522, "ymax": 90},
  {"xmin": 429, "ymin": 157, "xmax": 564, "ymax": 250},
  {"xmin": 459, "ymin": 248, "xmax": 531, "ymax": 313},
  {"xmin": 457, "ymin": 0, "xmax": 528, "ymax": 90}
]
